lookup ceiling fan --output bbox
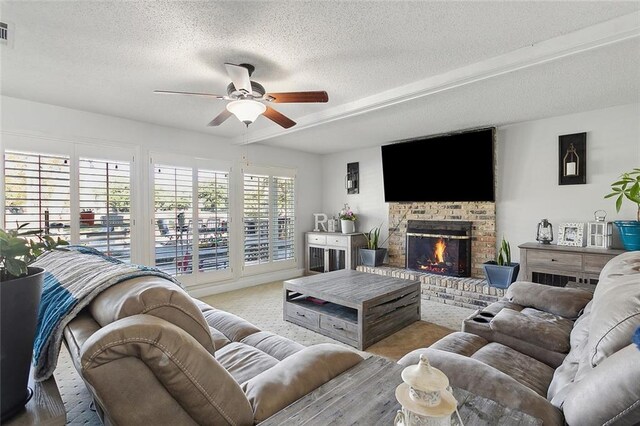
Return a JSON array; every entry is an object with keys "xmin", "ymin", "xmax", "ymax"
[{"xmin": 154, "ymin": 63, "xmax": 328, "ymax": 129}]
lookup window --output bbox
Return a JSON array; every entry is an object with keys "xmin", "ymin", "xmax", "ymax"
[
  {"xmin": 243, "ymin": 170, "xmax": 296, "ymax": 268},
  {"xmin": 153, "ymin": 164, "xmax": 193, "ymax": 276},
  {"xmin": 3, "ymin": 151, "xmax": 71, "ymax": 241},
  {"xmin": 78, "ymin": 158, "xmax": 131, "ymax": 261},
  {"xmin": 197, "ymin": 169, "xmax": 230, "ymax": 272}
]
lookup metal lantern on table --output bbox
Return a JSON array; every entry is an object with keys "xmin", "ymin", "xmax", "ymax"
[
  {"xmin": 394, "ymin": 354, "xmax": 458, "ymax": 426},
  {"xmin": 536, "ymin": 219, "xmax": 554, "ymax": 244},
  {"xmin": 587, "ymin": 210, "xmax": 612, "ymax": 249}
]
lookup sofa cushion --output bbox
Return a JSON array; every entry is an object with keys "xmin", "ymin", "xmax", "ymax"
[
  {"xmin": 489, "ymin": 308, "xmax": 571, "ymax": 353},
  {"xmin": 587, "ymin": 276, "xmax": 640, "ymax": 366},
  {"xmin": 209, "ymin": 326, "xmax": 231, "ymax": 351},
  {"xmin": 215, "ymin": 342, "xmax": 279, "ymax": 385},
  {"xmin": 240, "ymin": 331, "xmax": 304, "ymax": 361},
  {"xmin": 505, "ymin": 281, "xmax": 592, "ymax": 319},
  {"xmin": 398, "ymin": 348, "xmax": 563, "ymax": 425},
  {"xmin": 429, "ymin": 331, "xmax": 488, "ymax": 357},
  {"xmin": 242, "ymin": 343, "xmax": 363, "ymax": 422},
  {"xmin": 471, "ymin": 343, "xmax": 555, "ymax": 397},
  {"xmin": 88, "ymin": 276, "xmax": 215, "ymax": 355},
  {"xmin": 201, "ymin": 308, "xmax": 261, "ymax": 342}
]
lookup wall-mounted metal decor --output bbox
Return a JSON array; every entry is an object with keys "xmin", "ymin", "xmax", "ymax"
[
  {"xmin": 346, "ymin": 162, "xmax": 359, "ymax": 194},
  {"xmin": 559, "ymin": 132, "xmax": 586, "ymax": 185}
]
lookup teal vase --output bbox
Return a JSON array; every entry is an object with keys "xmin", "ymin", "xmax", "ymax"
[{"xmin": 614, "ymin": 221, "xmax": 640, "ymax": 251}]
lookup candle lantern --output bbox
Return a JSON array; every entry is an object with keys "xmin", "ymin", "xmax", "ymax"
[
  {"xmin": 394, "ymin": 355, "xmax": 457, "ymax": 426},
  {"xmin": 563, "ymin": 143, "xmax": 579, "ymax": 177},
  {"xmin": 587, "ymin": 210, "xmax": 612, "ymax": 249},
  {"xmin": 536, "ymin": 219, "xmax": 554, "ymax": 244}
]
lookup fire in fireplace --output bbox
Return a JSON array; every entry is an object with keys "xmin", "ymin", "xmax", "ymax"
[{"xmin": 406, "ymin": 220, "xmax": 472, "ymax": 277}]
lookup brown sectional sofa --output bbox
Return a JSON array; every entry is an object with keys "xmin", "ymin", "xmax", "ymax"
[
  {"xmin": 63, "ymin": 276, "xmax": 363, "ymax": 425},
  {"xmin": 398, "ymin": 250, "xmax": 640, "ymax": 425}
]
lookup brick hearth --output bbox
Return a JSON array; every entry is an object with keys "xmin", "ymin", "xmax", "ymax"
[{"xmin": 357, "ymin": 265, "xmax": 505, "ymax": 309}]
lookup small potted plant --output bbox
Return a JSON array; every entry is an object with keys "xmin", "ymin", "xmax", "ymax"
[
  {"xmin": 483, "ymin": 237, "xmax": 520, "ymax": 289},
  {"xmin": 605, "ymin": 168, "xmax": 640, "ymax": 250},
  {"xmin": 0, "ymin": 225, "xmax": 68, "ymax": 421},
  {"xmin": 338, "ymin": 204, "xmax": 357, "ymax": 234},
  {"xmin": 360, "ymin": 225, "xmax": 386, "ymax": 267},
  {"xmin": 80, "ymin": 209, "xmax": 95, "ymax": 226}
]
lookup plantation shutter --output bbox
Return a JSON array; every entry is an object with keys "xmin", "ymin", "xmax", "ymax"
[
  {"xmin": 3, "ymin": 151, "xmax": 71, "ymax": 241},
  {"xmin": 197, "ymin": 169, "xmax": 230, "ymax": 271},
  {"xmin": 272, "ymin": 176, "xmax": 295, "ymax": 261},
  {"xmin": 78, "ymin": 158, "xmax": 131, "ymax": 261},
  {"xmin": 154, "ymin": 164, "xmax": 193, "ymax": 276},
  {"xmin": 243, "ymin": 173, "xmax": 270, "ymax": 265}
]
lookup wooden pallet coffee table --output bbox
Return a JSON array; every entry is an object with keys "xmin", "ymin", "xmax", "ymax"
[
  {"xmin": 261, "ymin": 356, "xmax": 542, "ymax": 425},
  {"xmin": 284, "ymin": 270, "xmax": 420, "ymax": 350}
]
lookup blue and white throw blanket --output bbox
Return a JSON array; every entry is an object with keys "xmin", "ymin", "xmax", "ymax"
[{"xmin": 31, "ymin": 246, "xmax": 183, "ymax": 381}]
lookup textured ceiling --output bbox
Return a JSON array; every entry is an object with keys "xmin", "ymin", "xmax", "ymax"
[{"xmin": 1, "ymin": 1, "xmax": 639, "ymax": 152}]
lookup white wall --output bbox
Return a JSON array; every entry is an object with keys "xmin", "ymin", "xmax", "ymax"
[
  {"xmin": 322, "ymin": 103, "xmax": 640, "ymax": 261},
  {"xmin": 0, "ymin": 95, "xmax": 323, "ymax": 295}
]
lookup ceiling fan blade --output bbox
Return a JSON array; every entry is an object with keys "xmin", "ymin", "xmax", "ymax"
[
  {"xmin": 224, "ymin": 63, "xmax": 252, "ymax": 93},
  {"xmin": 265, "ymin": 91, "xmax": 328, "ymax": 103},
  {"xmin": 154, "ymin": 90, "xmax": 226, "ymax": 99},
  {"xmin": 263, "ymin": 106, "xmax": 296, "ymax": 129},
  {"xmin": 207, "ymin": 109, "xmax": 233, "ymax": 126}
]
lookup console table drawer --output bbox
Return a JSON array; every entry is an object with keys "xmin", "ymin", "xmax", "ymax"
[
  {"xmin": 307, "ymin": 234, "xmax": 327, "ymax": 245},
  {"xmin": 285, "ymin": 304, "xmax": 319, "ymax": 328},
  {"xmin": 326, "ymin": 236, "xmax": 348, "ymax": 247},
  {"xmin": 584, "ymin": 254, "xmax": 612, "ymax": 274},
  {"xmin": 320, "ymin": 315, "xmax": 358, "ymax": 342},
  {"xmin": 526, "ymin": 251, "xmax": 582, "ymax": 270}
]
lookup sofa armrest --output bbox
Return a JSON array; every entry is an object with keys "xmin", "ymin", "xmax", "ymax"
[
  {"xmin": 505, "ymin": 281, "xmax": 592, "ymax": 319},
  {"xmin": 398, "ymin": 348, "xmax": 563, "ymax": 426},
  {"xmin": 80, "ymin": 314, "xmax": 254, "ymax": 426},
  {"xmin": 562, "ymin": 344, "xmax": 640, "ymax": 426}
]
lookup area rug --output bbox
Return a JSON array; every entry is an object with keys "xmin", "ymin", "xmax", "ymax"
[{"xmin": 366, "ymin": 320, "xmax": 453, "ymax": 361}]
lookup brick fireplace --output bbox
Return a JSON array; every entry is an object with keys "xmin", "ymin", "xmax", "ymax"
[{"xmin": 362, "ymin": 201, "xmax": 502, "ymax": 308}]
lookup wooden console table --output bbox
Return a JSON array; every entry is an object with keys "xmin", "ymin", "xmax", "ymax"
[
  {"xmin": 284, "ymin": 270, "xmax": 420, "ymax": 350},
  {"xmin": 261, "ymin": 356, "xmax": 541, "ymax": 425},
  {"xmin": 519, "ymin": 242, "xmax": 625, "ymax": 286}
]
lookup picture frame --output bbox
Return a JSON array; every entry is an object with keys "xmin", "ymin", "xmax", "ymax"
[
  {"xmin": 558, "ymin": 132, "xmax": 587, "ymax": 185},
  {"xmin": 557, "ymin": 222, "xmax": 586, "ymax": 247}
]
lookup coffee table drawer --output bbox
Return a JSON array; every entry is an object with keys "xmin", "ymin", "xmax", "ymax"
[
  {"xmin": 320, "ymin": 315, "xmax": 358, "ymax": 342},
  {"xmin": 285, "ymin": 303, "xmax": 319, "ymax": 328}
]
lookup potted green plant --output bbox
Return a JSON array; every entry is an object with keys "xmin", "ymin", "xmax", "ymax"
[
  {"xmin": 605, "ymin": 168, "xmax": 640, "ymax": 250},
  {"xmin": 482, "ymin": 237, "xmax": 520, "ymax": 289},
  {"xmin": 0, "ymin": 225, "xmax": 68, "ymax": 421},
  {"xmin": 360, "ymin": 225, "xmax": 386, "ymax": 267},
  {"xmin": 338, "ymin": 203, "xmax": 357, "ymax": 234}
]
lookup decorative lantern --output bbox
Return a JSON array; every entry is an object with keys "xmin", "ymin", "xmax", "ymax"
[
  {"xmin": 394, "ymin": 355, "xmax": 457, "ymax": 426},
  {"xmin": 536, "ymin": 219, "xmax": 554, "ymax": 244},
  {"xmin": 587, "ymin": 210, "xmax": 612, "ymax": 249},
  {"xmin": 563, "ymin": 143, "xmax": 580, "ymax": 177}
]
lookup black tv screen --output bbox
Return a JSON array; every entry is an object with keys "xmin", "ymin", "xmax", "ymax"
[{"xmin": 381, "ymin": 128, "xmax": 495, "ymax": 202}]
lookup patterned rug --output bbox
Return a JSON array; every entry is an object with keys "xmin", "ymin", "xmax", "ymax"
[{"xmin": 54, "ymin": 280, "xmax": 474, "ymax": 424}]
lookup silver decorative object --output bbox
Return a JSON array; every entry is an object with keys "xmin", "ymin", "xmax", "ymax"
[{"xmin": 587, "ymin": 210, "xmax": 612, "ymax": 249}]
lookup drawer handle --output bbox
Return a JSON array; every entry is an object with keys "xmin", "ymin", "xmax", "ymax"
[
  {"xmin": 551, "ymin": 258, "xmax": 557, "ymax": 262},
  {"xmin": 332, "ymin": 324, "xmax": 344, "ymax": 330},
  {"xmin": 296, "ymin": 312, "xmax": 306, "ymax": 317}
]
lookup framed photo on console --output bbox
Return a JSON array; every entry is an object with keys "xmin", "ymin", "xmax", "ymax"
[{"xmin": 557, "ymin": 222, "xmax": 586, "ymax": 247}]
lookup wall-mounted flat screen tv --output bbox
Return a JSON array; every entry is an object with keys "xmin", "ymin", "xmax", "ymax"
[{"xmin": 381, "ymin": 128, "xmax": 495, "ymax": 202}]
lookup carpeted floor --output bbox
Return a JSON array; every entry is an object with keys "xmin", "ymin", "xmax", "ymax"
[{"xmin": 54, "ymin": 280, "xmax": 474, "ymax": 424}]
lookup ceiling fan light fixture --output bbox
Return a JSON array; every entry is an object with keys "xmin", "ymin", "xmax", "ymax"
[{"xmin": 226, "ymin": 99, "xmax": 266, "ymax": 126}]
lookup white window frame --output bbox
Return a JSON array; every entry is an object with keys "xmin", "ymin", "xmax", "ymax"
[
  {"xmin": 241, "ymin": 165, "xmax": 297, "ymax": 276},
  {"xmin": 149, "ymin": 152, "xmax": 234, "ymax": 287},
  {"xmin": 1, "ymin": 132, "xmax": 141, "ymax": 262}
]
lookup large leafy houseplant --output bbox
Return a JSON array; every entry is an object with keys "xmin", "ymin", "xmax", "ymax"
[
  {"xmin": 483, "ymin": 237, "xmax": 520, "ymax": 289},
  {"xmin": 0, "ymin": 225, "xmax": 68, "ymax": 421},
  {"xmin": 605, "ymin": 168, "xmax": 640, "ymax": 250}
]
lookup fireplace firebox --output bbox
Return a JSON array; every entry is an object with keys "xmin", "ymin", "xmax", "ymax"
[{"xmin": 406, "ymin": 220, "xmax": 472, "ymax": 277}]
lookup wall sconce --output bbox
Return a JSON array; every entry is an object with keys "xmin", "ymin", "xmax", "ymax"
[
  {"xmin": 563, "ymin": 143, "xmax": 579, "ymax": 177},
  {"xmin": 346, "ymin": 162, "xmax": 359, "ymax": 194},
  {"xmin": 587, "ymin": 210, "xmax": 612, "ymax": 249},
  {"xmin": 536, "ymin": 218, "xmax": 553, "ymax": 244}
]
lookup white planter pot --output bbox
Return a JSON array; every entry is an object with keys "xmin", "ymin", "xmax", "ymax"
[{"xmin": 341, "ymin": 220, "xmax": 355, "ymax": 234}]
